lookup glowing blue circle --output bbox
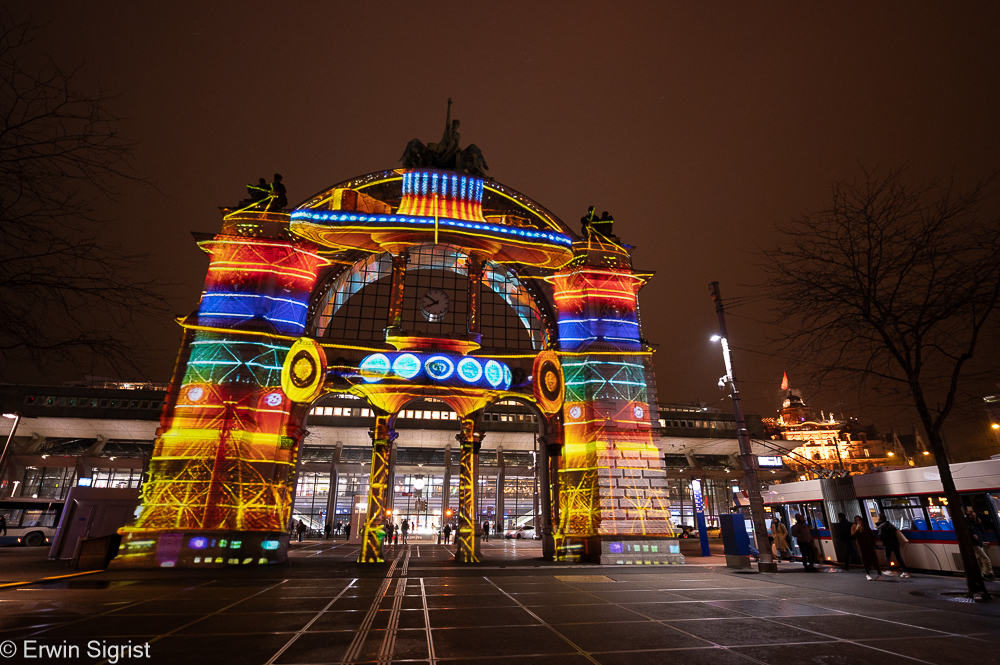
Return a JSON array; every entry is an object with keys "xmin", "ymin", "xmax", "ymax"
[
  {"xmin": 484, "ymin": 360, "xmax": 504, "ymax": 388},
  {"xmin": 188, "ymin": 537, "xmax": 209, "ymax": 550},
  {"xmin": 359, "ymin": 353, "xmax": 391, "ymax": 383},
  {"xmin": 424, "ymin": 355, "xmax": 455, "ymax": 381},
  {"xmin": 392, "ymin": 353, "xmax": 421, "ymax": 380},
  {"xmin": 457, "ymin": 357, "xmax": 483, "ymax": 383},
  {"xmin": 502, "ymin": 365, "xmax": 513, "ymax": 389}
]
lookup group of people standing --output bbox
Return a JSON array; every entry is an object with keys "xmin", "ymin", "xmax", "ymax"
[{"xmin": 769, "ymin": 511, "xmax": 913, "ymax": 579}]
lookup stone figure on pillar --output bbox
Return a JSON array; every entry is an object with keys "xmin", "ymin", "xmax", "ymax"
[{"xmin": 400, "ymin": 99, "xmax": 490, "ymax": 177}]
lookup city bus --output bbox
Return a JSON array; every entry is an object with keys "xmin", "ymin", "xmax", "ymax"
[
  {"xmin": 765, "ymin": 459, "xmax": 1000, "ymax": 573},
  {"xmin": 0, "ymin": 498, "xmax": 65, "ymax": 547}
]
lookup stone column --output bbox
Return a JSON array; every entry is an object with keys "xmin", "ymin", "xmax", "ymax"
[
  {"xmin": 358, "ymin": 414, "xmax": 396, "ymax": 563},
  {"xmin": 466, "ymin": 254, "xmax": 483, "ymax": 334},
  {"xmin": 386, "ymin": 252, "xmax": 409, "ymax": 330},
  {"xmin": 455, "ymin": 416, "xmax": 484, "ymax": 563},
  {"xmin": 495, "ymin": 446, "xmax": 506, "ymax": 532},
  {"xmin": 538, "ymin": 430, "xmax": 559, "ymax": 560},
  {"xmin": 325, "ymin": 442, "xmax": 342, "ymax": 530},
  {"xmin": 441, "ymin": 444, "xmax": 452, "ymax": 524}
]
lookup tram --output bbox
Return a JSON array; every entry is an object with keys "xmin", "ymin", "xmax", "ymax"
[{"xmin": 764, "ymin": 459, "xmax": 1000, "ymax": 574}]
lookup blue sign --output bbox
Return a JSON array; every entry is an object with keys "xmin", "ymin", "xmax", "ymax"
[{"xmin": 691, "ymin": 479, "xmax": 711, "ymax": 557}]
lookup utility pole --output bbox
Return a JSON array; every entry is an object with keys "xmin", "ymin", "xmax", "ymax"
[{"xmin": 709, "ymin": 281, "xmax": 777, "ymax": 573}]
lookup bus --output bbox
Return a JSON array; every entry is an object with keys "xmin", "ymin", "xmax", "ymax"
[
  {"xmin": 765, "ymin": 459, "xmax": 1000, "ymax": 574},
  {"xmin": 0, "ymin": 498, "xmax": 65, "ymax": 547}
]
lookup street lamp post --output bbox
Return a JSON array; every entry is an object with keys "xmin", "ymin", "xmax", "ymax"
[
  {"xmin": 709, "ymin": 282, "xmax": 777, "ymax": 573},
  {"xmin": 0, "ymin": 413, "xmax": 20, "ymax": 497}
]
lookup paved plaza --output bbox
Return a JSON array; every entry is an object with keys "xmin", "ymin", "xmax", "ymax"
[{"xmin": 0, "ymin": 540, "xmax": 998, "ymax": 665}]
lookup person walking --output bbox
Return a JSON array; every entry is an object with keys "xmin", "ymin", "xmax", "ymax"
[
  {"xmin": 836, "ymin": 512, "xmax": 863, "ymax": 570},
  {"xmin": 482, "ymin": 520, "xmax": 490, "ymax": 542},
  {"xmin": 443, "ymin": 523, "xmax": 452, "ymax": 544},
  {"xmin": 296, "ymin": 520, "xmax": 306, "ymax": 543},
  {"xmin": 851, "ymin": 516, "xmax": 883, "ymax": 580},
  {"xmin": 324, "ymin": 521, "xmax": 332, "ymax": 540},
  {"xmin": 345, "ymin": 522, "xmax": 351, "ymax": 540},
  {"xmin": 0, "ymin": 515, "xmax": 6, "ymax": 537},
  {"xmin": 875, "ymin": 514, "xmax": 910, "ymax": 578},
  {"xmin": 771, "ymin": 515, "xmax": 792, "ymax": 561},
  {"xmin": 967, "ymin": 509, "xmax": 997, "ymax": 581},
  {"xmin": 400, "ymin": 518, "xmax": 409, "ymax": 545},
  {"xmin": 790, "ymin": 513, "xmax": 816, "ymax": 570}
]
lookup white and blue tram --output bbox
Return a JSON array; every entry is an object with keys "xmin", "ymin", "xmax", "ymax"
[{"xmin": 764, "ymin": 459, "xmax": 1000, "ymax": 574}]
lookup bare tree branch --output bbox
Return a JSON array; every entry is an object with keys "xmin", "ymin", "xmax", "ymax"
[
  {"xmin": 759, "ymin": 165, "xmax": 1000, "ymax": 596},
  {"xmin": 0, "ymin": 12, "xmax": 168, "ymax": 379}
]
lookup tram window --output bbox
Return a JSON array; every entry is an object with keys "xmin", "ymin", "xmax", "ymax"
[
  {"xmin": 965, "ymin": 494, "xmax": 1000, "ymax": 540},
  {"xmin": 808, "ymin": 503, "xmax": 827, "ymax": 529},
  {"xmin": 878, "ymin": 496, "xmax": 923, "ymax": 530},
  {"xmin": 923, "ymin": 496, "xmax": 952, "ymax": 530}
]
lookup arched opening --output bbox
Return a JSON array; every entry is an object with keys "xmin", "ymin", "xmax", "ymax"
[{"xmin": 311, "ymin": 243, "xmax": 547, "ymax": 350}]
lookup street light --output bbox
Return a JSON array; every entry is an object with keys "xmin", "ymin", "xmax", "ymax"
[
  {"xmin": 709, "ymin": 281, "xmax": 776, "ymax": 573},
  {"xmin": 0, "ymin": 413, "xmax": 20, "ymax": 497}
]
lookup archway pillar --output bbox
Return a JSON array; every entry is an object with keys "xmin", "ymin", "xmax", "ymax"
[
  {"xmin": 455, "ymin": 415, "xmax": 484, "ymax": 563},
  {"xmin": 551, "ymin": 240, "xmax": 683, "ymax": 565},
  {"xmin": 358, "ymin": 413, "xmax": 396, "ymax": 563}
]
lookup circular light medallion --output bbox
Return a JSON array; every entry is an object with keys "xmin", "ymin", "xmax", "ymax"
[
  {"xmin": 569, "ymin": 405, "xmax": 583, "ymax": 420},
  {"xmin": 391, "ymin": 353, "xmax": 421, "ymax": 380},
  {"xmin": 186, "ymin": 386, "xmax": 204, "ymax": 402},
  {"xmin": 281, "ymin": 337, "xmax": 328, "ymax": 404},
  {"xmin": 532, "ymin": 351, "xmax": 565, "ymax": 414},
  {"xmin": 484, "ymin": 360, "xmax": 504, "ymax": 388},
  {"xmin": 264, "ymin": 392, "xmax": 283, "ymax": 407},
  {"xmin": 502, "ymin": 365, "xmax": 513, "ymax": 390},
  {"xmin": 424, "ymin": 355, "xmax": 455, "ymax": 381},
  {"xmin": 633, "ymin": 405, "xmax": 644, "ymax": 419},
  {"xmin": 457, "ymin": 357, "xmax": 483, "ymax": 383},
  {"xmin": 359, "ymin": 353, "xmax": 391, "ymax": 383}
]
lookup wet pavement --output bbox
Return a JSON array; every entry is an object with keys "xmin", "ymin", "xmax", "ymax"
[{"xmin": 0, "ymin": 539, "xmax": 997, "ymax": 664}]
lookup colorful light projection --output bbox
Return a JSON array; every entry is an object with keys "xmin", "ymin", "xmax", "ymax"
[
  {"xmin": 356, "ymin": 351, "xmax": 512, "ymax": 390},
  {"xmin": 195, "ymin": 235, "xmax": 327, "ymax": 335},
  {"xmin": 397, "ymin": 170, "xmax": 484, "ymax": 221},
  {"xmin": 551, "ymin": 260, "xmax": 676, "ymax": 562},
  {"xmin": 455, "ymin": 416, "xmax": 484, "ymax": 563},
  {"xmin": 552, "ymin": 269, "xmax": 645, "ymax": 351},
  {"xmin": 117, "ymin": 224, "xmax": 327, "ymax": 568},
  {"xmin": 357, "ymin": 413, "xmax": 395, "ymax": 563},
  {"xmin": 291, "ymin": 169, "xmax": 574, "ymax": 269}
]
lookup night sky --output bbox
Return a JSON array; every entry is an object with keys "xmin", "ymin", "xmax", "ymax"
[{"xmin": 18, "ymin": 3, "xmax": 1000, "ymax": 440}]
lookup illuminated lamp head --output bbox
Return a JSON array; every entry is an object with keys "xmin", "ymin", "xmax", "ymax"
[
  {"xmin": 457, "ymin": 357, "xmax": 483, "ymax": 383},
  {"xmin": 359, "ymin": 353, "xmax": 391, "ymax": 383},
  {"xmin": 425, "ymin": 355, "xmax": 455, "ymax": 381},
  {"xmin": 484, "ymin": 360, "xmax": 504, "ymax": 388},
  {"xmin": 392, "ymin": 353, "xmax": 421, "ymax": 380}
]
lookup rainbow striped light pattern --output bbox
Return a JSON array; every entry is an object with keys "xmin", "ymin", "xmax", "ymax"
[
  {"xmin": 397, "ymin": 170, "xmax": 484, "ymax": 221},
  {"xmin": 196, "ymin": 237, "xmax": 326, "ymax": 335}
]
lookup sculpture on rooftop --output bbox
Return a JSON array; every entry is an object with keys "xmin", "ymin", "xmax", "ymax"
[{"xmin": 400, "ymin": 99, "xmax": 490, "ymax": 177}]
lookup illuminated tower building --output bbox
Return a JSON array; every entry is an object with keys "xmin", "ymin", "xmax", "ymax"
[
  {"xmin": 552, "ymin": 228, "xmax": 682, "ymax": 564},
  {"xmin": 116, "ymin": 210, "xmax": 327, "ymax": 567}
]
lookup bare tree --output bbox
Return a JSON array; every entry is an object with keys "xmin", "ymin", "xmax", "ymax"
[
  {"xmin": 0, "ymin": 13, "xmax": 166, "ymax": 378},
  {"xmin": 761, "ymin": 166, "xmax": 1000, "ymax": 596}
]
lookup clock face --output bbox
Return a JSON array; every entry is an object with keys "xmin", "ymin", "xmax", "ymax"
[{"xmin": 420, "ymin": 289, "xmax": 450, "ymax": 322}]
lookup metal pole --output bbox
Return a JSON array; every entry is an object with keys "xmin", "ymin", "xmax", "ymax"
[
  {"xmin": 709, "ymin": 281, "xmax": 776, "ymax": 573},
  {"xmin": 0, "ymin": 414, "xmax": 21, "ymax": 497}
]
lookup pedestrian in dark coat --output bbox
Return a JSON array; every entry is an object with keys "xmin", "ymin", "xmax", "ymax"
[
  {"xmin": 443, "ymin": 523, "xmax": 452, "ymax": 544},
  {"xmin": 875, "ymin": 515, "xmax": 910, "ymax": 577},
  {"xmin": 790, "ymin": 513, "xmax": 817, "ymax": 570},
  {"xmin": 851, "ymin": 516, "xmax": 883, "ymax": 580},
  {"xmin": 836, "ymin": 512, "xmax": 863, "ymax": 570},
  {"xmin": 482, "ymin": 520, "xmax": 490, "ymax": 542}
]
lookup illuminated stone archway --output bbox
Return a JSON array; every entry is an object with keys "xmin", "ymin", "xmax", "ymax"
[{"xmin": 113, "ymin": 166, "xmax": 682, "ymax": 568}]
